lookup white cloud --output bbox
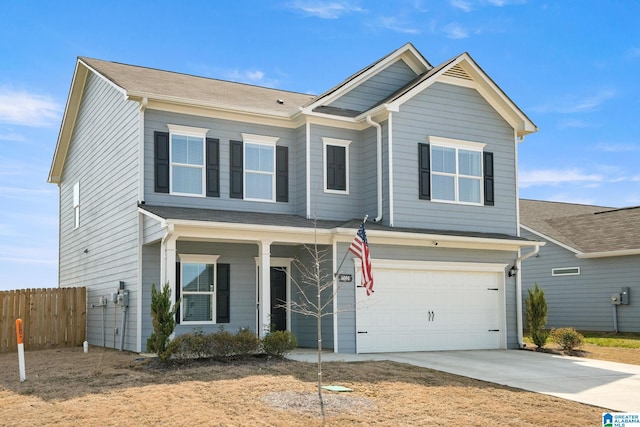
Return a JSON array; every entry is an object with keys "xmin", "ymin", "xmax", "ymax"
[
  {"xmin": 287, "ymin": 1, "xmax": 366, "ymax": 19},
  {"xmin": 451, "ymin": 0, "xmax": 473, "ymax": 12},
  {"xmin": 225, "ymin": 69, "xmax": 280, "ymax": 88},
  {"xmin": 0, "ymin": 87, "xmax": 62, "ymax": 127},
  {"xmin": 379, "ymin": 16, "xmax": 422, "ymax": 34},
  {"xmin": 533, "ymin": 89, "xmax": 616, "ymax": 114},
  {"xmin": 593, "ymin": 142, "xmax": 640, "ymax": 153},
  {"xmin": 625, "ymin": 47, "xmax": 640, "ymax": 59},
  {"xmin": 443, "ymin": 22, "xmax": 469, "ymax": 39},
  {"xmin": 519, "ymin": 168, "xmax": 603, "ymax": 188},
  {"xmin": 0, "ymin": 132, "xmax": 26, "ymax": 142},
  {"xmin": 556, "ymin": 119, "xmax": 593, "ymax": 130}
]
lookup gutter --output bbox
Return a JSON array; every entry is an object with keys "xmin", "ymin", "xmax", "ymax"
[
  {"xmin": 515, "ymin": 244, "xmax": 541, "ymax": 348},
  {"xmin": 366, "ymin": 115, "xmax": 383, "ymax": 222}
]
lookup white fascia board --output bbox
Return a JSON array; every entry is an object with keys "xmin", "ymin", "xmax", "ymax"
[
  {"xmin": 334, "ymin": 227, "xmax": 543, "ymax": 251},
  {"xmin": 141, "ymin": 98, "xmax": 303, "ymax": 129},
  {"xmin": 79, "ymin": 59, "xmax": 128, "ymax": 98},
  {"xmin": 577, "ymin": 248, "xmax": 640, "ymax": 259},
  {"xmin": 304, "ymin": 44, "xmax": 430, "ymax": 111},
  {"xmin": 49, "ymin": 61, "xmax": 91, "ymax": 184},
  {"xmin": 520, "ymin": 224, "xmax": 580, "ymax": 255},
  {"xmin": 138, "ymin": 206, "xmax": 168, "ymax": 226},
  {"xmin": 387, "ymin": 54, "xmax": 537, "ymax": 137}
]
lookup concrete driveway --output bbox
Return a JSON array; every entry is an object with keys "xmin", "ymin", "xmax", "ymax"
[{"xmin": 287, "ymin": 349, "xmax": 640, "ymax": 412}]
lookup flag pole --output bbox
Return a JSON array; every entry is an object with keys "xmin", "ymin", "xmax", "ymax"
[{"xmin": 334, "ymin": 215, "xmax": 368, "ymax": 278}]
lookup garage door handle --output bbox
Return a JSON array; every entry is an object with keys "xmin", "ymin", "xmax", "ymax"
[
  {"xmin": 357, "ymin": 331, "xmax": 368, "ymax": 334},
  {"xmin": 488, "ymin": 329, "xmax": 499, "ymax": 332}
]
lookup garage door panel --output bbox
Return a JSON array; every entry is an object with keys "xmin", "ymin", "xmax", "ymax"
[{"xmin": 356, "ymin": 265, "xmax": 504, "ymax": 353}]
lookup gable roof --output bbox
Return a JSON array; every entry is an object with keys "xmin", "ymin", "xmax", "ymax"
[
  {"xmin": 519, "ymin": 199, "xmax": 640, "ymax": 257},
  {"xmin": 49, "ymin": 44, "xmax": 537, "ymax": 183}
]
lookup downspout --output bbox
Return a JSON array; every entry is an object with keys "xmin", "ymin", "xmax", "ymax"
[
  {"xmin": 366, "ymin": 115, "xmax": 383, "ymax": 222},
  {"xmin": 515, "ymin": 245, "xmax": 540, "ymax": 348}
]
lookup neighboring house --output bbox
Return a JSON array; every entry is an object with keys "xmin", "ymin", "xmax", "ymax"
[
  {"xmin": 48, "ymin": 43, "xmax": 540, "ymax": 353},
  {"xmin": 520, "ymin": 199, "xmax": 640, "ymax": 333}
]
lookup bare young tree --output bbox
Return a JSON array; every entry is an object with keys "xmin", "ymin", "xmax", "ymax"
[{"xmin": 278, "ymin": 227, "xmax": 357, "ymax": 424}]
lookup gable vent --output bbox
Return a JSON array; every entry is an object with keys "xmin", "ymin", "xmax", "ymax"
[{"xmin": 443, "ymin": 64, "xmax": 473, "ymax": 81}]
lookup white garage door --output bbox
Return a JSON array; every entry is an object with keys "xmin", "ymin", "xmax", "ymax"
[{"xmin": 355, "ymin": 260, "xmax": 506, "ymax": 353}]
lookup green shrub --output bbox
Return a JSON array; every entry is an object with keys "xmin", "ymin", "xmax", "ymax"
[
  {"xmin": 166, "ymin": 328, "xmax": 212, "ymax": 359},
  {"xmin": 526, "ymin": 283, "xmax": 548, "ymax": 349},
  {"xmin": 550, "ymin": 327, "xmax": 584, "ymax": 351},
  {"xmin": 210, "ymin": 329, "xmax": 236, "ymax": 358},
  {"xmin": 234, "ymin": 328, "xmax": 261, "ymax": 357},
  {"xmin": 262, "ymin": 330, "xmax": 297, "ymax": 357},
  {"xmin": 147, "ymin": 282, "xmax": 180, "ymax": 361}
]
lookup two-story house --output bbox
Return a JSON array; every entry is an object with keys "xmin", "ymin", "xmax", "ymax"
[{"xmin": 49, "ymin": 43, "xmax": 540, "ymax": 353}]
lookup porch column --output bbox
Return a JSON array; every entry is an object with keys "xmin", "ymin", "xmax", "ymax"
[
  {"xmin": 161, "ymin": 232, "xmax": 177, "ymax": 307},
  {"xmin": 258, "ymin": 240, "xmax": 272, "ymax": 338}
]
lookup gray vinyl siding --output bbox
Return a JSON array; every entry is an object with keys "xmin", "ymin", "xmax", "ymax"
[
  {"xmin": 290, "ymin": 244, "xmax": 334, "ymax": 349},
  {"xmin": 142, "ymin": 215, "xmax": 164, "ymax": 244},
  {"xmin": 141, "ymin": 242, "xmax": 161, "ymax": 350},
  {"xmin": 329, "ymin": 59, "xmax": 418, "ymax": 112},
  {"xmin": 295, "ymin": 124, "xmax": 307, "ymax": 217},
  {"xmin": 308, "ymin": 124, "xmax": 363, "ymax": 220},
  {"xmin": 391, "ymin": 82, "xmax": 518, "ymax": 235},
  {"xmin": 58, "ymin": 71, "xmax": 140, "ymax": 351},
  {"xmin": 520, "ymin": 229, "xmax": 640, "ymax": 332},
  {"xmin": 144, "ymin": 110, "xmax": 298, "ymax": 214},
  {"xmin": 335, "ymin": 244, "xmax": 519, "ymax": 353}
]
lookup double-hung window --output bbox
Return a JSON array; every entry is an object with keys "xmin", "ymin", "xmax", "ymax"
[
  {"xmin": 179, "ymin": 255, "xmax": 219, "ymax": 324},
  {"xmin": 243, "ymin": 133, "xmax": 278, "ymax": 202},
  {"xmin": 427, "ymin": 136, "xmax": 486, "ymax": 205},
  {"xmin": 168, "ymin": 124, "xmax": 209, "ymax": 196},
  {"xmin": 323, "ymin": 137, "xmax": 350, "ymax": 193}
]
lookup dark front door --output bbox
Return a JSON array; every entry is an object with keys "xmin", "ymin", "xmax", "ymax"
[{"xmin": 270, "ymin": 267, "xmax": 287, "ymax": 332}]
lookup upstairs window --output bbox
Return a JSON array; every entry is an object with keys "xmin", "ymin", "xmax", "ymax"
[
  {"xmin": 419, "ymin": 136, "xmax": 493, "ymax": 206},
  {"xmin": 168, "ymin": 124, "xmax": 209, "ymax": 196},
  {"xmin": 323, "ymin": 137, "xmax": 350, "ymax": 193},
  {"xmin": 230, "ymin": 134, "xmax": 287, "ymax": 203}
]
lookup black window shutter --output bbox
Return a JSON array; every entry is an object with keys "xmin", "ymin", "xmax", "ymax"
[
  {"xmin": 206, "ymin": 138, "xmax": 220, "ymax": 197},
  {"xmin": 154, "ymin": 131, "xmax": 170, "ymax": 193},
  {"xmin": 230, "ymin": 140, "xmax": 243, "ymax": 199},
  {"xmin": 276, "ymin": 146, "xmax": 288, "ymax": 202},
  {"xmin": 484, "ymin": 151, "xmax": 494, "ymax": 206},
  {"xmin": 216, "ymin": 264, "xmax": 230, "ymax": 323},
  {"xmin": 175, "ymin": 261, "xmax": 181, "ymax": 324},
  {"xmin": 418, "ymin": 143, "xmax": 431, "ymax": 200},
  {"xmin": 326, "ymin": 145, "xmax": 346, "ymax": 191}
]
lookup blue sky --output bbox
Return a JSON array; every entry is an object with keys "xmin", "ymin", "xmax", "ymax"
[{"xmin": 1, "ymin": 1, "xmax": 639, "ymax": 290}]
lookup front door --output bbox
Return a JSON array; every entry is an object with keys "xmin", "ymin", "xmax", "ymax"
[{"xmin": 270, "ymin": 267, "xmax": 287, "ymax": 331}]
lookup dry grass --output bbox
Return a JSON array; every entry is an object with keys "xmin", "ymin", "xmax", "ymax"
[{"xmin": 0, "ymin": 346, "xmax": 615, "ymax": 426}]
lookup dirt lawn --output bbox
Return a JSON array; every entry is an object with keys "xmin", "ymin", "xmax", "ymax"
[{"xmin": 0, "ymin": 346, "xmax": 625, "ymax": 426}]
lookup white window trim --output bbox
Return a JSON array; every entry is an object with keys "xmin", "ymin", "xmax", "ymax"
[
  {"xmin": 242, "ymin": 133, "xmax": 279, "ymax": 203},
  {"xmin": 167, "ymin": 124, "xmax": 209, "ymax": 198},
  {"xmin": 322, "ymin": 137, "xmax": 351, "ymax": 194},
  {"xmin": 72, "ymin": 181, "xmax": 80, "ymax": 229},
  {"xmin": 552, "ymin": 267, "xmax": 581, "ymax": 277},
  {"xmin": 178, "ymin": 254, "xmax": 220, "ymax": 325},
  {"xmin": 428, "ymin": 136, "xmax": 485, "ymax": 206}
]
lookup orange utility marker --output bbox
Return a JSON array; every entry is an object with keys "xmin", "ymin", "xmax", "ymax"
[{"xmin": 16, "ymin": 319, "xmax": 26, "ymax": 382}]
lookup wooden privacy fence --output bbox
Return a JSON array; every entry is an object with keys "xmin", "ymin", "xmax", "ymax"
[{"xmin": 0, "ymin": 287, "xmax": 86, "ymax": 353}]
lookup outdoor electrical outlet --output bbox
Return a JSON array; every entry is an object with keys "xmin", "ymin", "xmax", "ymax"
[{"xmin": 114, "ymin": 327, "xmax": 119, "ymax": 335}]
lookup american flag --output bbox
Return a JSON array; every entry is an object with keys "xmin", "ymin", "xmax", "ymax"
[{"xmin": 349, "ymin": 222, "xmax": 374, "ymax": 295}]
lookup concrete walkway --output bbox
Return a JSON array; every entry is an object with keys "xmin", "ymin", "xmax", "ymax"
[{"xmin": 287, "ymin": 349, "xmax": 640, "ymax": 413}]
